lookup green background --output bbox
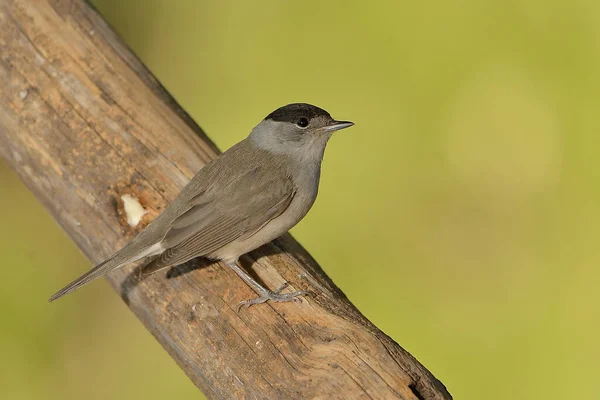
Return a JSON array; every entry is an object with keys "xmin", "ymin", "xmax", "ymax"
[{"xmin": 2, "ymin": 1, "xmax": 599, "ymax": 399}]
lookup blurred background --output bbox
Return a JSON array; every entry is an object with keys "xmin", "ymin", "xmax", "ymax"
[{"xmin": 1, "ymin": 0, "xmax": 599, "ymax": 399}]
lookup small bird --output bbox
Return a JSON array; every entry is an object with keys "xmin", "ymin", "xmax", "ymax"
[{"xmin": 49, "ymin": 103, "xmax": 353, "ymax": 307}]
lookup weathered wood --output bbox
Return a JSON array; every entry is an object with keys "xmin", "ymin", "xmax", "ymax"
[{"xmin": 0, "ymin": 1, "xmax": 452, "ymax": 399}]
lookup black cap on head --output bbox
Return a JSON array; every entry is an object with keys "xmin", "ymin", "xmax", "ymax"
[{"xmin": 265, "ymin": 103, "xmax": 331, "ymax": 123}]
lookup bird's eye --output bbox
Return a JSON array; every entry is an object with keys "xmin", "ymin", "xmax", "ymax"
[{"xmin": 296, "ymin": 118, "xmax": 309, "ymax": 128}]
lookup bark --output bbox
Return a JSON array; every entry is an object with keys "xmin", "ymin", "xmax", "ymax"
[{"xmin": 0, "ymin": 1, "xmax": 452, "ymax": 399}]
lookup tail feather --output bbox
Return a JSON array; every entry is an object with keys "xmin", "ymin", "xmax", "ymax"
[
  {"xmin": 49, "ymin": 243, "xmax": 163, "ymax": 302},
  {"xmin": 49, "ymin": 257, "xmax": 119, "ymax": 302}
]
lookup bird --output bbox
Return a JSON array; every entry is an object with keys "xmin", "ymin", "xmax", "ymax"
[{"xmin": 49, "ymin": 103, "xmax": 354, "ymax": 308}]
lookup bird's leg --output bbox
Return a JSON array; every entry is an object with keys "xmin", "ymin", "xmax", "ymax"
[{"xmin": 226, "ymin": 262, "xmax": 308, "ymax": 310}]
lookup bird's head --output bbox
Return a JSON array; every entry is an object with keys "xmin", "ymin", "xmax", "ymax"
[{"xmin": 250, "ymin": 103, "xmax": 354, "ymax": 158}]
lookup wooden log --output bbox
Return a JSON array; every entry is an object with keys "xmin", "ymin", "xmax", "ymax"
[{"xmin": 0, "ymin": 1, "xmax": 452, "ymax": 399}]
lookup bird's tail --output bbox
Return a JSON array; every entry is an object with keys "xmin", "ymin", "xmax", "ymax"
[{"xmin": 49, "ymin": 242, "xmax": 162, "ymax": 302}]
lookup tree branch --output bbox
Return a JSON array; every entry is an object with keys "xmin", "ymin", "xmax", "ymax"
[{"xmin": 0, "ymin": 1, "xmax": 451, "ymax": 399}]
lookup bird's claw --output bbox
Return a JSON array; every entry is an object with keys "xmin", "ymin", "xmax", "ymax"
[{"xmin": 237, "ymin": 282, "xmax": 308, "ymax": 311}]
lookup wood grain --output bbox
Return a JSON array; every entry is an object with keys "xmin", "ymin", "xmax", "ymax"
[{"xmin": 0, "ymin": 1, "xmax": 452, "ymax": 399}]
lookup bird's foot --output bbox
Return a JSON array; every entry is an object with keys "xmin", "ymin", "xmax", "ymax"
[{"xmin": 237, "ymin": 282, "xmax": 308, "ymax": 310}]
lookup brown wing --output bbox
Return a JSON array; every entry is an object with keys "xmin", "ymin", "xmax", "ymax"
[{"xmin": 142, "ymin": 167, "xmax": 295, "ymax": 274}]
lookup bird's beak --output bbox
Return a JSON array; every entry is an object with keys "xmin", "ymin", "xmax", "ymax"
[{"xmin": 323, "ymin": 120, "xmax": 354, "ymax": 133}]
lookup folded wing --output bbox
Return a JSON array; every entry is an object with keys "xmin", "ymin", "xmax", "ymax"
[{"xmin": 143, "ymin": 166, "xmax": 295, "ymax": 273}]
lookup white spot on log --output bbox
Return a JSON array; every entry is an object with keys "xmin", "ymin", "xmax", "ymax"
[
  {"xmin": 12, "ymin": 151, "xmax": 22, "ymax": 163},
  {"xmin": 196, "ymin": 302, "xmax": 219, "ymax": 319},
  {"xmin": 89, "ymin": 29, "xmax": 95, "ymax": 36},
  {"xmin": 121, "ymin": 194, "xmax": 147, "ymax": 227},
  {"xmin": 18, "ymin": 90, "xmax": 28, "ymax": 100}
]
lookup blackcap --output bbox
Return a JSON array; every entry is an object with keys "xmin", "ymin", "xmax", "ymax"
[{"xmin": 50, "ymin": 103, "xmax": 354, "ymax": 307}]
